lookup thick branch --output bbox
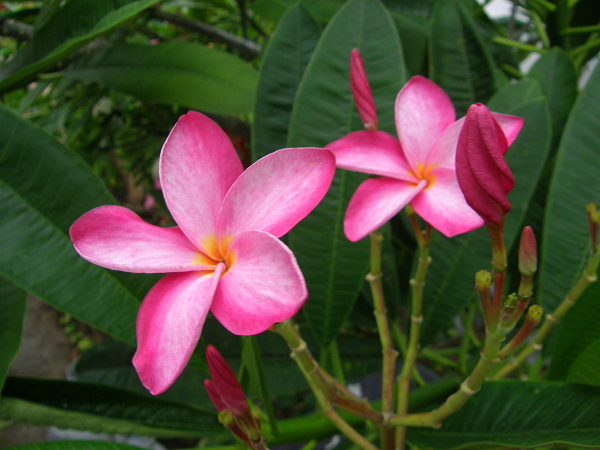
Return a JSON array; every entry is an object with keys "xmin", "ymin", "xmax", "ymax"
[
  {"xmin": 0, "ymin": 17, "xmax": 33, "ymax": 41},
  {"xmin": 150, "ymin": 7, "xmax": 260, "ymax": 59}
]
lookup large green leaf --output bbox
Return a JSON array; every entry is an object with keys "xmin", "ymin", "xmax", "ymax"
[
  {"xmin": 407, "ymin": 381, "xmax": 600, "ymax": 449},
  {"xmin": 429, "ymin": 0, "xmax": 503, "ymax": 117},
  {"xmin": 0, "ymin": 0, "xmax": 157, "ymax": 94},
  {"xmin": 63, "ymin": 42, "xmax": 258, "ymax": 116},
  {"xmin": 528, "ymin": 48, "xmax": 578, "ymax": 145},
  {"xmin": 286, "ymin": 0, "xmax": 406, "ymax": 346},
  {"xmin": 420, "ymin": 79, "xmax": 552, "ymax": 345},
  {"xmin": 567, "ymin": 338, "xmax": 600, "ymax": 387},
  {"xmin": 0, "ymin": 276, "xmax": 26, "ymax": 393},
  {"xmin": 0, "ymin": 103, "xmax": 156, "ymax": 345},
  {"xmin": 0, "ymin": 377, "xmax": 219, "ymax": 437},
  {"xmin": 538, "ymin": 57, "xmax": 600, "ymax": 318},
  {"xmin": 252, "ymin": 3, "xmax": 321, "ymax": 161},
  {"xmin": 547, "ymin": 280, "xmax": 600, "ymax": 380}
]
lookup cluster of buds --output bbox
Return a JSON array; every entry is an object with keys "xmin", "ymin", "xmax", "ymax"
[{"xmin": 204, "ymin": 345, "xmax": 265, "ymax": 450}]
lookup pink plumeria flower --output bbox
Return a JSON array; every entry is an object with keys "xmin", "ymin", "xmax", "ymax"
[
  {"xmin": 328, "ymin": 75, "xmax": 523, "ymax": 242},
  {"xmin": 70, "ymin": 112, "xmax": 335, "ymax": 395}
]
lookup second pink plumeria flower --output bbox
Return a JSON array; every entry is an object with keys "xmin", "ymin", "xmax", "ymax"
[
  {"xmin": 329, "ymin": 68, "xmax": 523, "ymax": 241},
  {"xmin": 70, "ymin": 112, "xmax": 335, "ymax": 395}
]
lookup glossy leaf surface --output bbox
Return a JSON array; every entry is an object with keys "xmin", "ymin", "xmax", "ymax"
[
  {"xmin": 0, "ymin": 104, "xmax": 154, "ymax": 345},
  {"xmin": 252, "ymin": 3, "xmax": 321, "ymax": 161},
  {"xmin": 64, "ymin": 42, "xmax": 258, "ymax": 116},
  {"xmin": 0, "ymin": 377, "xmax": 219, "ymax": 437},
  {"xmin": 429, "ymin": 0, "xmax": 502, "ymax": 117},
  {"xmin": 408, "ymin": 381, "xmax": 600, "ymax": 449}
]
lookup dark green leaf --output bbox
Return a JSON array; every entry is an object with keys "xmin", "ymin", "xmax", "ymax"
[
  {"xmin": 429, "ymin": 0, "xmax": 503, "ymax": 117},
  {"xmin": 567, "ymin": 338, "xmax": 600, "ymax": 387},
  {"xmin": 0, "ymin": 0, "xmax": 158, "ymax": 94},
  {"xmin": 538, "ymin": 58, "xmax": 600, "ymax": 316},
  {"xmin": 0, "ymin": 377, "xmax": 219, "ymax": 437},
  {"xmin": 300, "ymin": 0, "xmax": 345, "ymax": 22},
  {"xmin": 547, "ymin": 280, "xmax": 600, "ymax": 380},
  {"xmin": 0, "ymin": 103, "xmax": 151, "ymax": 345},
  {"xmin": 421, "ymin": 79, "xmax": 552, "ymax": 345},
  {"xmin": 0, "ymin": 276, "xmax": 26, "ymax": 392},
  {"xmin": 287, "ymin": 0, "xmax": 406, "ymax": 346},
  {"xmin": 528, "ymin": 47, "xmax": 578, "ymax": 144},
  {"xmin": 64, "ymin": 42, "xmax": 258, "ymax": 116},
  {"xmin": 252, "ymin": 0, "xmax": 296, "ymax": 22},
  {"xmin": 408, "ymin": 381, "xmax": 600, "ymax": 449},
  {"xmin": 252, "ymin": 3, "xmax": 321, "ymax": 161}
]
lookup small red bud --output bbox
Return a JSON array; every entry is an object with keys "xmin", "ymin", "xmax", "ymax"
[
  {"xmin": 350, "ymin": 49, "xmax": 377, "ymax": 131},
  {"xmin": 206, "ymin": 345, "xmax": 249, "ymax": 416},
  {"xmin": 518, "ymin": 226, "xmax": 537, "ymax": 277}
]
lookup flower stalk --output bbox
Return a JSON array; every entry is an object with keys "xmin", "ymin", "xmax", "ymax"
[{"xmin": 395, "ymin": 208, "xmax": 432, "ymax": 450}]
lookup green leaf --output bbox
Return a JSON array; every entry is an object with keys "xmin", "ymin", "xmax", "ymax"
[
  {"xmin": 429, "ymin": 0, "xmax": 503, "ymax": 117},
  {"xmin": 567, "ymin": 338, "xmax": 600, "ymax": 386},
  {"xmin": 0, "ymin": 0, "xmax": 158, "ymax": 94},
  {"xmin": 252, "ymin": 3, "xmax": 321, "ymax": 161},
  {"xmin": 420, "ymin": 79, "xmax": 552, "ymax": 345},
  {"xmin": 528, "ymin": 47, "xmax": 578, "ymax": 144},
  {"xmin": 0, "ymin": 276, "xmax": 26, "ymax": 392},
  {"xmin": 252, "ymin": 0, "xmax": 296, "ymax": 22},
  {"xmin": 538, "ymin": 57, "xmax": 600, "ymax": 316},
  {"xmin": 300, "ymin": 0, "xmax": 345, "ymax": 22},
  {"xmin": 0, "ymin": 377, "xmax": 219, "ymax": 437},
  {"xmin": 286, "ymin": 0, "xmax": 406, "ymax": 346},
  {"xmin": 8, "ymin": 442, "xmax": 140, "ymax": 450},
  {"xmin": 0, "ymin": 103, "xmax": 152, "ymax": 345},
  {"xmin": 547, "ymin": 280, "xmax": 600, "ymax": 380},
  {"xmin": 63, "ymin": 42, "xmax": 258, "ymax": 116},
  {"xmin": 407, "ymin": 381, "xmax": 600, "ymax": 449}
]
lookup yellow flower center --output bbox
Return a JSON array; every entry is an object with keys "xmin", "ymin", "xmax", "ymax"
[
  {"xmin": 192, "ymin": 235, "xmax": 236, "ymax": 272},
  {"xmin": 411, "ymin": 163, "xmax": 436, "ymax": 189}
]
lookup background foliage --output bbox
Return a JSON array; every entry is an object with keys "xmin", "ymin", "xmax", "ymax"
[{"xmin": 1, "ymin": 0, "xmax": 600, "ymax": 448}]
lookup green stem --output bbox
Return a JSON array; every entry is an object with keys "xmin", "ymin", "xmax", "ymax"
[
  {"xmin": 395, "ymin": 219, "xmax": 432, "ymax": 450},
  {"xmin": 491, "ymin": 36, "xmax": 547, "ymax": 53},
  {"xmin": 275, "ymin": 321, "xmax": 383, "ymax": 424},
  {"xmin": 563, "ymin": 24, "xmax": 600, "ymax": 35},
  {"xmin": 367, "ymin": 229, "xmax": 397, "ymax": 450},
  {"xmin": 492, "ymin": 249, "xmax": 600, "ymax": 379}
]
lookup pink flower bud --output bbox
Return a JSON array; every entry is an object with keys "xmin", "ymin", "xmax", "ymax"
[
  {"xmin": 204, "ymin": 379, "xmax": 227, "ymax": 412},
  {"xmin": 518, "ymin": 226, "xmax": 537, "ymax": 277},
  {"xmin": 205, "ymin": 345, "xmax": 249, "ymax": 416},
  {"xmin": 350, "ymin": 48, "xmax": 377, "ymax": 131},
  {"xmin": 456, "ymin": 104, "xmax": 518, "ymax": 226}
]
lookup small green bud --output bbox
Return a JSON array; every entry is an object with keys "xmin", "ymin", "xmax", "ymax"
[
  {"xmin": 475, "ymin": 270, "xmax": 492, "ymax": 289},
  {"xmin": 526, "ymin": 304, "xmax": 543, "ymax": 323},
  {"xmin": 218, "ymin": 409, "xmax": 235, "ymax": 426},
  {"xmin": 503, "ymin": 293, "xmax": 517, "ymax": 310}
]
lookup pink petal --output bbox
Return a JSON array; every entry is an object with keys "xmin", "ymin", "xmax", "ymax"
[
  {"xmin": 350, "ymin": 49, "xmax": 377, "ymax": 131},
  {"xmin": 327, "ymin": 131, "xmax": 417, "ymax": 181},
  {"xmin": 424, "ymin": 118, "xmax": 465, "ymax": 170},
  {"xmin": 411, "ymin": 167, "xmax": 484, "ymax": 237},
  {"xmin": 344, "ymin": 177, "xmax": 426, "ymax": 242},
  {"xmin": 133, "ymin": 266, "xmax": 224, "ymax": 395},
  {"xmin": 492, "ymin": 112, "xmax": 524, "ymax": 148},
  {"xmin": 70, "ymin": 205, "xmax": 215, "ymax": 273},
  {"xmin": 211, "ymin": 231, "xmax": 306, "ymax": 335},
  {"xmin": 395, "ymin": 76, "xmax": 456, "ymax": 170},
  {"xmin": 160, "ymin": 112, "xmax": 244, "ymax": 258},
  {"xmin": 217, "ymin": 148, "xmax": 335, "ymax": 240}
]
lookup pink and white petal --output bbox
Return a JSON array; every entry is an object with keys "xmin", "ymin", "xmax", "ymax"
[
  {"xmin": 211, "ymin": 231, "xmax": 306, "ymax": 335},
  {"xmin": 491, "ymin": 112, "xmax": 524, "ymax": 148},
  {"xmin": 423, "ymin": 118, "xmax": 465, "ymax": 170},
  {"xmin": 133, "ymin": 266, "xmax": 224, "ymax": 395},
  {"xmin": 395, "ymin": 76, "xmax": 456, "ymax": 170},
  {"xmin": 345, "ymin": 177, "xmax": 425, "ymax": 242},
  {"xmin": 160, "ymin": 111, "xmax": 244, "ymax": 257},
  {"xmin": 327, "ymin": 131, "xmax": 417, "ymax": 181},
  {"xmin": 411, "ymin": 167, "xmax": 484, "ymax": 237},
  {"xmin": 217, "ymin": 148, "xmax": 335, "ymax": 240},
  {"xmin": 70, "ymin": 205, "xmax": 215, "ymax": 273}
]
